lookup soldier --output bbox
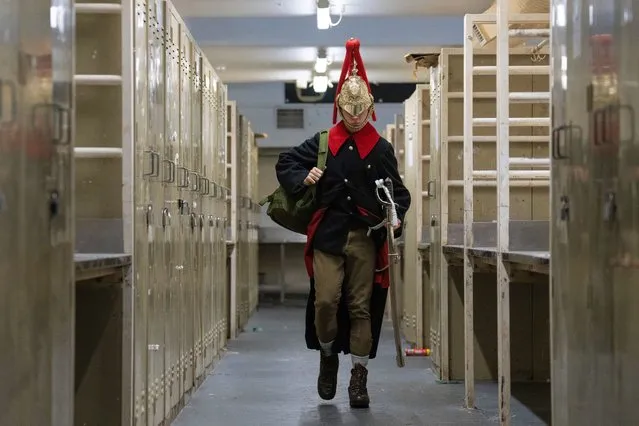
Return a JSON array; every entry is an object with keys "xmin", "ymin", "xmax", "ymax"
[{"xmin": 275, "ymin": 38, "xmax": 411, "ymax": 408}]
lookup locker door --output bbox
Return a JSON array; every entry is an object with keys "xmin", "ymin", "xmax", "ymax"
[
  {"xmin": 429, "ymin": 63, "xmax": 443, "ymax": 375},
  {"xmin": 0, "ymin": 0, "xmax": 73, "ymax": 422},
  {"xmin": 402, "ymin": 90, "xmax": 419, "ymax": 345},
  {"xmin": 133, "ymin": 0, "xmax": 151, "ymax": 423},
  {"xmin": 163, "ymin": 5, "xmax": 182, "ymax": 415},
  {"xmin": 178, "ymin": 28, "xmax": 194, "ymax": 396}
]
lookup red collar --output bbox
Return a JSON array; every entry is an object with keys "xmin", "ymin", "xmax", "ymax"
[{"xmin": 328, "ymin": 121, "xmax": 380, "ymax": 159}]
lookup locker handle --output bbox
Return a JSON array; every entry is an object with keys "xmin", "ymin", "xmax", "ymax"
[
  {"xmin": 177, "ymin": 167, "xmax": 189, "ymax": 188},
  {"xmin": 208, "ymin": 215, "xmax": 214, "ymax": 227},
  {"xmin": 144, "ymin": 151, "xmax": 160, "ymax": 177},
  {"xmin": 551, "ymin": 123, "xmax": 580, "ymax": 159},
  {"xmin": 146, "ymin": 204, "xmax": 153, "ymax": 227},
  {"xmin": 54, "ymin": 105, "xmax": 70, "ymax": 145},
  {"xmin": 603, "ymin": 191, "xmax": 617, "ymax": 222},
  {"xmin": 0, "ymin": 79, "xmax": 18, "ymax": 123},
  {"xmin": 201, "ymin": 177, "xmax": 210, "ymax": 195},
  {"xmin": 559, "ymin": 196, "xmax": 569, "ymax": 221},
  {"xmin": 619, "ymin": 104, "xmax": 636, "ymax": 144},
  {"xmin": 190, "ymin": 213, "xmax": 196, "ymax": 231},
  {"xmin": 163, "ymin": 160, "xmax": 176, "ymax": 183},
  {"xmin": 30, "ymin": 103, "xmax": 69, "ymax": 145},
  {"xmin": 190, "ymin": 171, "xmax": 201, "ymax": 192},
  {"xmin": 593, "ymin": 107, "xmax": 609, "ymax": 146},
  {"xmin": 426, "ymin": 180, "xmax": 436, "ymax": 199},
  {"xmin": 162, "ymin": 208, "xmax": 171, "ymax": 229},
  {"xmin": 211, "ymin": 182, "xmax": 219, "ymax": 198},
  {"xmin": 199, "ymin": 214, "xmax": 205, "ymax": 229}
]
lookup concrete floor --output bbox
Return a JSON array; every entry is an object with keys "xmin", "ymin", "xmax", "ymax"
[{"xmin": 173, "ymin": 304, "xmax": 550, "ymax": 426}]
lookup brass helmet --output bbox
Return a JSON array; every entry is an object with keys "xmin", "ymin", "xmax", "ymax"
[{"xmin": 333, "ymin": 38, "xmax": 377, "ymax": 128}]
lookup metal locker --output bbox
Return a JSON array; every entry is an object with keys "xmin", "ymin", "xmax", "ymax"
[
  {"xmin": 551, "ymin": 0, "xmax": 639, "ymax": 424},
  {"xmin": 50, "ymin": 0, "xmax": 76, "ymax": 419},
  {"xmin": 429, "ymin": 63, "xmax": 443, "ymax": 375},
  {"xmin": 147, "ymin": 0, "xmax": 168, "ymax": 422},
  {"xmin": 201, "ymin": 63, "xmax": 213, "ymax": 370},
  {"xmin": 191, "ymin": 47, "xmax": 204, "ymax": 382},
  {"xmin": 133, "ymin": 0, "xmax": 151, "ymax": 422},
  {"xmin": 215, "ymin": 80, "xmax": 225, "ymax": 354},
  {"xmin": 218, "ymin": 82, "xmax": 229, "ymax": 349},
  {"xmin": 163, "ymin": 4, "xmax": 182, "ymax": 414},
  {"xmin": 0, "ymin": 0, "xmax": 74, "ymax": 422},
  {"xmin": 211, "ymin": 79, "xmax": 219, "ymax": 356},
  {"xmin": 179, "ymin": 28, "xmax": 194, "ymax": 396},
  {"xmin": 402, "ymin": 89, "xmax": 419, "ymax": 345},
  {"xmin": 613, "ymin": 4, "xmax": 639, "ymax": 420}
]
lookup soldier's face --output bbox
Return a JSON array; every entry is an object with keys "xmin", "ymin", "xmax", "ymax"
[{"xmin": 341, "ymin": 107, "xmax": 370, "ymax": 132}]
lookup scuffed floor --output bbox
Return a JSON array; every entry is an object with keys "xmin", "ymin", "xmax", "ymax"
[{"xmin": 173, "ymin": 304, "xmax": 549, "ymax": 426}]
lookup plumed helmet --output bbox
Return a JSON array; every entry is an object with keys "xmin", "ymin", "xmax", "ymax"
[{"xmin": 333, "ymin": 38, "xmax": 377, "ymax": 124}]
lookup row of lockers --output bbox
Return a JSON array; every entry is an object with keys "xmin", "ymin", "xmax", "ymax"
[{"xmin": 0, "ymin": 0, "xmax": 261, "ymax": 424}]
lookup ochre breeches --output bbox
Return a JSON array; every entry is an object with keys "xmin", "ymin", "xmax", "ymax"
[{"xmin": 313, "ymin": 228, "xmax": 376, "ymax": 356}]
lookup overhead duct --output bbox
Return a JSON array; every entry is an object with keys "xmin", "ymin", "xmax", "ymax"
[{"xmin": 471, "ymin": 0, "xmax": 550, "ymax": 48}]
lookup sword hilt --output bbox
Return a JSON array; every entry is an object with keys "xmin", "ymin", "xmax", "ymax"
[{"xmin": 375, "ymin": 178, "xmax": 399, "ymax": 228}]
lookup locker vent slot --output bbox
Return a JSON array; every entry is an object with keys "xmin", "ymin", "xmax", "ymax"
[{"xmin": 276, "ymin": 108, "xmax": 304, "ymax": 129}]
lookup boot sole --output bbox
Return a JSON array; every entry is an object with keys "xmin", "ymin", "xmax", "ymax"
[
  {"xmin": 317, "ymin": 377, "xmax": 337, "ymax": 400},
  {"xmin": 349, "ymin": 399, "xmax": 370, "ymax": 409}
]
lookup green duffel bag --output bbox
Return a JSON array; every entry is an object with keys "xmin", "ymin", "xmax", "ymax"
[{"xmin": 259, "ymin": 130, "xmax": 328, "ymax": 235}]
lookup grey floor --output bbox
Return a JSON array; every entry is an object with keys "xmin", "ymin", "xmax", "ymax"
[{"xmin": 173, "ymin": 304, "xmax": 550, "ymax": 426}]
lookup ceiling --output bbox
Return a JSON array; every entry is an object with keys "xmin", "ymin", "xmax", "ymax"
[
  {"xmin": 174, "ymin": 0, "xmax": 495, "ymax": 84},
  {"xmin": 175, "ymin": 0, "xmax": 493, "ymax": 17}
]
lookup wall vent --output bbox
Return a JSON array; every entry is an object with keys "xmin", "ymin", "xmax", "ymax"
[{"xmin": 276, "ymin": 108, "xmax": 304, "ymax": 129}]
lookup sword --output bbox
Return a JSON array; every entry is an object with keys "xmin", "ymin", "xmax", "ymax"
[{"xmin": 374, "ymin": 178, "xmax": 405, "ymax": 368}]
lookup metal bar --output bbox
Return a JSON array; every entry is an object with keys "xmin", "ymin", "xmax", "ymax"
[
  {"xmin": 74, "ymin": 74, "xmax": 123, "ymax": 85},
  {"xmin": 473, "ymin": 117, "xmax": 550, "ymax": 126},
  {"xmin": 508, "ymin": 29, "xmax": 550, "ymax": 37},
  {"xmin": 466, "ymin": 13, "xmax": 549, "ymax": 24},
  {"xmin": 75, "ymin": 3, "xmax": 122, "ymax": 13},
  {"xmin": 448, "ymin": 179, "xmax": 549, "ymax": 187},
  {"xmin": 473, "ymin": 65, "xmax": 550, "ymax": 75},
  {"xmin": 495, "ymin": 0, "xmax": 512, "ymax": 423},
  {"xmin": 448, "ymin": 91, "xmax": 550, "ymax": 103},
  {"xmin": 74, "ymin": 147, "xmax": 123, "ymax": 158},
  {"xmin": 439, "ymin": 51, "xmax": 451, "ymax": 381},
  {"xmin": 448, "ymin": 135, "xmax": 549, "ymax": 143},
  {"xmin": 509, "ymin": 92, "xmax": 550, "ymax": 102},
  {"xmin": 462, "ymin": 14, "xmax": 475, "ymax": 410},
  {"xmin": 473, "ymin": 170, "xmax": 549, "ymax": 178},
  {"xmin": 510, "ymin": 157, "xmax": 550, "ymax": 167}
]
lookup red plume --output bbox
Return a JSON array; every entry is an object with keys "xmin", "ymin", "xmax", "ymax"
[{"xmin": 333, "ymin": 38, "xmax": 376, "ymax": 124}]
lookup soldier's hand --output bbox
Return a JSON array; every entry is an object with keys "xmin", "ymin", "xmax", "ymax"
[
  {"xmin": 393, "ymin": 220, "xmax": 402, "ymax": 231},
  {"xmin": 303, "ymin": 167, "xmax": 324, "ymax": 186}
]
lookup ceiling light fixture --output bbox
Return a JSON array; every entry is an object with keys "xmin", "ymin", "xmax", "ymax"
[
  {"xmin": 314, "ymin": 47, "xmax": 328, "ymax": 73},
  {"xmin": 312, "ymin": 75, "xmax": 329, "ymax": 93},
  {"xmin": 316, "ymin": 0, "xmax": 343, "ymax": 30}
]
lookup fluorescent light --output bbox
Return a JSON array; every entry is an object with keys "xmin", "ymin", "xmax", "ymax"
[
  {"xmin": 296, "ymin": 78, "xmax": 308, "ymax": 89},
  {"xmin": 313, "ymin": 75, "xmax": 328, "ymax": 93},
  {"xmin": 314, "ymin": 57, "xmax": 328, "ymax": 73},
  {"xmin": 317, "ymin": 5, "xmax": 331, "ymax": 30}
]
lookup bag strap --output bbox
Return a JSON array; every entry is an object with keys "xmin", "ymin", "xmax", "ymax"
[{"xmin": 316, "ymin": 130, "xmax": 329, "ymax": 170}]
